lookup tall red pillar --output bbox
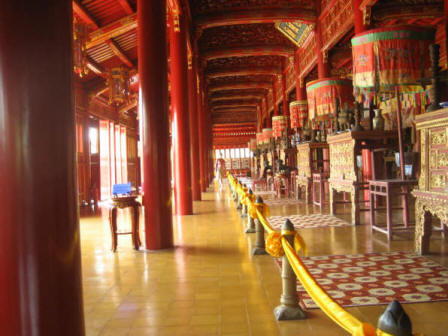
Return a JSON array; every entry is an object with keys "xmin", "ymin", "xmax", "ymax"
[
  {"xmin": 138, "ymin": 0, "xmax": 173, "ymax": 249},
  {"xmin": 353, "ymin": 0, "xmax": 367, "ymax": 34},
  {"xmin": 198, "ymin": 74, "xmax": 207, "ymax": 192},
  {"xmin": 0, "ymin": 1, "xmax": 85, "ymax": 335},
  {"xmin": 189, "ymin": 56, "xmax": 201, "ymax": 201},
  {"xmin": 272, "ymin": 79, "xmax": 279, "ymax": 116},
  {"xmin": 315, "ymin": 3, "xmax": 330, "ymax": 79},
  {"xmin": 170, "ymin": 13, "xmax": 193, "ymax": 215},
  {"xmin": 281, "ymin": 59, "xmax": 289, "ymax": 116}
]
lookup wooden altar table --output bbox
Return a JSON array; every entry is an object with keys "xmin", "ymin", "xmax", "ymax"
[
  {"xmin": 327, "ymin": 130, "xmax": 397, "ymax": 225},
  {"xmin": 296, "ymin": 142, "xmax": 329, "ymax": 203}
]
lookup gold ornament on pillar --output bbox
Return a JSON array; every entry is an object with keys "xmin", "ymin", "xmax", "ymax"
[
  {"xmin": 73, "ymin": 17, "xmax": 90, "ymax": 78},
  {"xmin": 107, "ymin": 66, "xmax": 131, "ymax": 106}
]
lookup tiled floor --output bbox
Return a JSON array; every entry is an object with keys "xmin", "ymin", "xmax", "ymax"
[{"xmin": 80, "ymin": 183, "xmax": 448, "ymax": 335}]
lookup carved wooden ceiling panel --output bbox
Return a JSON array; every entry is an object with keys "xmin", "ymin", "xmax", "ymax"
[
  {"xmin": 190, "ymin": 0, "xmax": 315, "ymax": 16},
  {"xmin": 206, "ymin": 56, "xmax": 283, "ymax": 72},
  {"xmin": 208, "ymin": 75, "xmax": 274, "ymax": 86},
  {"xmin": 199, "ymin": 23, "xmax": 294, "ymax": 51}
]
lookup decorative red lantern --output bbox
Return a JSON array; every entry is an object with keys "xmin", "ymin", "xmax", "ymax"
[
  {"xmin": 107, "ymin": 66, "xmax": 131, "ymax": 106},
  {"xmin": 290, "ymin": 100, "xmax": 308, "ymax": 128},
  {"xmin": 262, "ymin": 128, "xmax": 273, "ymax": 144},
  {"xmin": 73, "ymin": 17, "xmax": 90, "ymax": 78},
  {"xmin": 306, "ymin": 78, "xmax": 353, "ymax": 121},
  {"xmin": 272, "ymin": 116, "xmax": 287, "ymax": 137}
]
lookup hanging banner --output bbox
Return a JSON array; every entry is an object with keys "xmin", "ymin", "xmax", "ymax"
[
  {"xmin": 306, "ymin": 78, "xmax": 353, "ymax": 121},
  {"xmin": 272, "ymin": 116, "xmax": 287, "ymax": 137},
  {"xmin": 290, "ymin": 100, "xmax": 308, "ymax": 128},
  {"xmin": 262, "ymin": 128, "xmax": 273, "ymax": 144},
  {"xmin": 352, "ymin": 26, "xmax": 434, "ymax": 94}
]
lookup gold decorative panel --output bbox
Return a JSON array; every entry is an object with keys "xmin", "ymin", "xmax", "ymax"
[{"xmin": 329, "ymin": 140, "xmax": 356, "ymax": 181}]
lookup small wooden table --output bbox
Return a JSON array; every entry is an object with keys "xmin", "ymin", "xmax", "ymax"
[
  {"xmin": 108, "ymin": 196, "xmax": 141, "ymax": 252},
  {"xmin": 369, "ymin": 179, "xmax": 417, "ymax": 240}
]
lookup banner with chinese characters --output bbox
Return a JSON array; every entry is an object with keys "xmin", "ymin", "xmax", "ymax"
[{"xmin": 306, "ymin": 78, "xmax": 353, "ymax": 121}]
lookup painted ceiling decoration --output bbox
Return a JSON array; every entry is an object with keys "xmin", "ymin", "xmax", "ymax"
[{"xmin": 275, "ymin": 22, "xmax": 314, "ymax": 47}]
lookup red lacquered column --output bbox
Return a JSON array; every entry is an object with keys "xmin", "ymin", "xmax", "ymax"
[
  {"xmin": 281, "ymin": 60, "xmax": 289, "ymax": 116},
  {"xmin": 170, "ymin": 13, "xmax": 193, "ymax": 215},
  {"xmin": 353, "ymin": 0, "xmax": 367, "ymax": 34},
  {"xmin": 197, "ymin": 83, "xmax": 206, "ymax": 193},
  {"xmin": 138, "ymin": 0, "xmax": 173, "ymax": 249},
  {"xmin": 0, "ymin": 1, "xmax": 85, "ymax": 335},
  {"xmin": 315, "ymin": 3, "xmax": 330, "ymax": 79},
  {"xmin": 273, "ymin": 79, "xmax": 279, "ymax": 116},
  {"xmin": 189, "ymin": 57, "xmax": 201, "ymax": 201}
]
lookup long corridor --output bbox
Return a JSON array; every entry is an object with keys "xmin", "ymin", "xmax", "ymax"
[{"xmin": 81, "ymin": 183, "xmax": 448, "ymax": 336}]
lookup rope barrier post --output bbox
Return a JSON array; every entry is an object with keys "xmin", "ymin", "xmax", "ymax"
[
  {"xmin": 251, "ymin": 196, "xmax": 267, "ymax": 254},
  {"xmin": 244, "ymin": 189, "xmax": 256, "ymax": 233},
  {"xmin": 377, "ymin": 300, "xmax": 412, "ymax": 336},
  {"xmin": 274, "ymin": 219, "xmax": 306, "ymax": 321},
  {"xmin": 236, "ymin": 183, "xmax": 244, "ymax": 210},
  {"xmin": 241, "ymin": 186, "xmax": 250, "ymax": 218}
]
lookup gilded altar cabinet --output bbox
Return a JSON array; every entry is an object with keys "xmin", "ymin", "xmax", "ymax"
[
  {"xmin": 296, "ymin": 142, "xmax": 329, "ymax": 203},
  {"xmin": 327, "ymin": 130, "xmax": 397, "ymax": 225},
  {"xmin": 413, "ymin": 108, "xmax": 448, "ymax": 255}
]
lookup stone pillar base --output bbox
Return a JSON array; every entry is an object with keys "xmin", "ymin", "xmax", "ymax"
[{"xmin": 274, "ymin": 305, "xmax": 306, "ymax": 321}]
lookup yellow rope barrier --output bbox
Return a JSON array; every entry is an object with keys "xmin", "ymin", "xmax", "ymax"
[{"xmin": 226, "ymin": 173, "xmax": 422, "ymax": 336}]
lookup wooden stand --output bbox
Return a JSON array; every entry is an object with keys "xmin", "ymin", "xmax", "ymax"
[
  {"xmin": 296, "ymin": 142, "xmax": 329, "ymax": 203},
  {"xmin": 108, "ymin": 196, "xmax": 141, "ymax": 252},
  {"xmin": 369, "ymin": 179, "xmax": 417, "ymax": 240},
  {"xmin": 327, "ymin": 131, "xmax": 397, "ymax": 225},
  {"xmin": 413, "ymin": 109, "xmax": 448, "ymax": 254}
]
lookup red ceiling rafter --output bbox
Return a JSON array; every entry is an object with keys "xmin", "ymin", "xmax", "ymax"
[
  {"xmin": 116, "ymin": 0, "xmax": 134, "ymax": 15},
  {"xmin": 196, "ymin": 8, "xmax": 315, "ymax": 29},
  {"xmin": 87, "ymin": 13, "xmax": 137, "ymax": 49},
  {"xmin": 210, "ymin": 95, "xmax": 263, "ymax": 103},
  {"xmin": 207, "ymin": 67, "xmax": 281, "ymax": 79},
  {"xmin": 202, "ymin": 45, "xmax": 294, "ymax": 61},
  {"xmin": 208, "ymin": 82, "xmax": 272, "ymax": 92}
]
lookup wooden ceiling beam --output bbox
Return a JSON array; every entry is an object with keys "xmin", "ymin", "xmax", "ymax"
[
  {"xmin": 116, "ymin": 0, "xmax": 134, "ymax": 15},
  {"xmin": 196, "ymin": 8, "xmax": 315, "ymax": 29},
  {"xmin": 106, "ymin": 40, "xmax": 133, "ymax": 67},
  {"xmin": 212, "ymin": 104, "xmax": 257, "ymax": 110},
  {"xmin": 208, "ymin": 82, "xmax": 272, "ymax": 92},
  {"xmin": 87, "ymin": 13, "xmax": 137, "ymax": 49},
  {"xmin": 202, "ymin": 46, "xmax": 294, "ymax": 61},
  {"xmin": 210, "ymin": 95, "xmax": 263, "ymax": 102},
  {"xmin": 207, "ymin": 67, "xmax": 281, "ymax": 79},
  {"xmin": 73, "ymin": 1, "xmax": 99, "ymax": 29}
]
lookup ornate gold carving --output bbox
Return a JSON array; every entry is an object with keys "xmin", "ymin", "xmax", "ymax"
[
  {"xmin": 363, "ymin": 6, "xmax": 372, "ymax": 26},
  {"xmin": 438, "ymin": 152, "xmax": 448, "ymax": 167},
  {"xmin": 419, "ymin": 129, "xmax": 426, "ymax": 190},
  {"xmin": 297, "ymin": 145, "xmax": 311, "ymax": 178},
  {"xmin": 430, "ymin": 130, "xmax": 446, "ymax": 145},
  {"xmin": 429, "ymin": 150, "xmax": 438, "ymax": 169},
  {"xmin": 430, "ymin": 173, "xmax": 445, "ymax": 189},
  {"xmin": 329, "ymin": 140, "xmax": 355, "ymax": 181}
]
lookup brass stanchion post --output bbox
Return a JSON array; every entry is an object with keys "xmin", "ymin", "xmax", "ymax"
[
  {"xmin": 274, "ymin": 219, "xmax": 306, "ymax": 320},
  {"xmin": 251, "ymin": 197, "xmax": 267, "ymax": 253}
]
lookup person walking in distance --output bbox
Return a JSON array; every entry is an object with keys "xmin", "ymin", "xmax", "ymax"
[{"xmin": 215, "ymin": 155, "xmax": 227, "ymax": 190}]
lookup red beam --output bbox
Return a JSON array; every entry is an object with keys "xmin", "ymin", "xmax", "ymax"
[
  {"xmin": 207, "ymin": 67, "xmax": 281, "ymax": 79},
  {"xmin": 106, "ymin": 40, "xmax": 133, "ymax": 67},
  {"xmin": 208, "ymin": 82, "xmax": 272, "ymax": 92},
  {"xmin": 202, "ymin": 45, "xmax": 294, "ymax": 61},
  {"xmin": 197, "ymin": 8, "xmax": 315, "ymax": 29},
  {"xmin": 73, "ymin": 1, "xmax": 99, "ymax": 28},
  {"xmin": 117, "ymin": 0, "xmax": 134, "ymax": 15},
  {"xmin": 87, "ymin": 13, "xmax": 137, "ymax": 49}
]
